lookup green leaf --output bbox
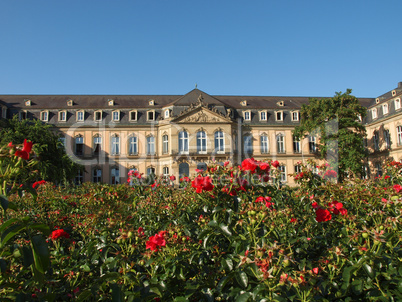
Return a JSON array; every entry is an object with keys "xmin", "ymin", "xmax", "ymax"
[
  {"xmin": 31, "ymin": 234, "xmax": 50, "ymax": 274},
  {"xmin": 22, "ymin": 245, "xmax": 34, "ymax": 267},
  {"xmin": 212, "ymin": 206, "xmax": 223, "ymax": 214},
  {"xmin": 0, "ymin": 194, "xmax": 8, "ymax": 211},
  {"xmin": 1, "ymin": 223, "xmax": 26, "ymax": 248},
  {"xmin": 362, "ymin": 263, "xmax": 374, "ymax": 279},
  {"xmin": 0, "ymin": 258, "xmax": 7, "ymax": 272},
  {"xmin": 236, "ymin": 270, "xmax": 248, "ymax": 289},
  {"xmin": 7, "ymin": 201, "xmax": 18, "ymax": 211},
  {"xmin": 236, "ymin": 292, "xmax": 252, "ymax": 302},
  {"xmin": 30, "ymin": 223, "xmax": 51, "ymax": 236},
  {"xmin": 351, "ymin": 279, "xmax": 363, "ymax": 295},
  {"xmin": 111, "ymin": 283, "xmax": 123, "ymax": 302},
  {"xmin": 174, "ymin": 298, "xmax": 188, "ymax": 302},
  {"xmin": 221, "ymin": 258, "xmax": 234, "ymax": 271},
  {"xmin": 0, "ymin": 218, "xmax": 19, "ymax": 234},
  {"xmin": 219, "ymin": 223, "xmax": 232, "ymax": 237},
  {"xmin": 342, "ymin": 265, "xmax": 355, "ymax": 284},
  {"xmin": 208, "ymin": 220, "xmax": 218, "ymax": 227}
]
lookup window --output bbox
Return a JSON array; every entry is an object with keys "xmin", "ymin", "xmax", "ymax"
[
  {"xmin": 294, "ymin": 165, "xmax": 302, "ymax": 174},
  {"xmin": 383, "ymin": 104, "xmax": 389, "ymax": 115},
  {"xmin": 260, "ymin": 135, "xmax": 269, "ymax": 154},
  {"xmin": 93, "ymin": 168, "xmax": 102, "ymax": 183},
  {"xmin": 19, "ymin": 111, "xmax": 27, "ymax": 120},
  {"xmin": 24, "ymin": 99, "xmax": 31, "ymax": 106},
  {"xmin": 111, "ymin": 167, "xmax": 119, "ymax": 184},
  {"xmin": 197, "ymin": 162, "xmax": 207, "ymax": 172},
  {"xmin": 291, "ymin": 111, "xmax": 299, "ymax": 121},
  {"xmin": 75, "ymin": 169, "xmax": 83, "ymax": 185},
  {"xmin": 243, "ymin": 135, "xmax": 253, "ymax": 155},
  {"xmin": 276, "ymin": 134, "xmax": 285, "ymax": 153},
  {"xmin": 147, "ymin": 167, "xmax": 155, "ymax": 176},
  {"xmin": 128, "ymin": 136, "xmax": 138, "ymax": 155},
  {"xmin": 395, "ymin": 99, "xmax": 401, "ymax": 110},
  {"xmin": 309, "ymin": 136, "xmax": 317, "ymax": 153},
  {"xmin": 373, "ymin": 131, "xmax": 379, "ymax": 151},
  {"xmin": 75, "ymin": 136, "xmax": 84, "ymax": 156},
  {"xmin": 67, "ymin": 100, "xmax": 73, "ymax": 106},
  {"xmin": 59, "ymin": 111, "xmax": 67, "ymax": 122},
  {"xmin": 112, "ymin": 110, "xmax": 120, "ymax": 122},
  {"xmin": 108, "ymin": 99, "xmax": 114, "ymax": 106},
  {"xmin": 147, "ymin": 136, "xmax": 155, "ymax": 155},
  {"xmin": 375, "ymin": 162, "xmax": 382, "ymax": 178},
  {"xmin": 372, "ymin": 108, "xmax": 377, "ymax": 119},
  {"xmin": 40, "ymin": 111, "xmax": 48, "ymax": 122},
  {"xmin": 293, "ymin": 136, "xmax": 301, "ymax": 153},
  {"xmin": 111, "ymin": 135, "xmax": 120, "ymax": 155},
  {"xmin": 178, "ymin": 131, "xmax": 189, "ymax": 154},
  {"xmin": 397, "ymin": 126, "xmax": 402, "ymax": 146},
  {"xmin": 129, "ymin": 110, "xmax": 137, "ymax": 121},
  {"xmin": 240, "ymin": 100, "xmax": 247, "ymax": 106},
  {"xmin": 259, "ymin": 111, "xmax": 267, "ymax": 121},
  {"xmin": 163, "ymin": 167, "xmax": 169, "ymax": 176},
  {"xmin": 164, "ymin": 110, "xmax": 170, "ymax": 118},
  {"xmin": 197, "ymin": 131, "xmax": 207, "ymax": 153},
  {"xmin": 94, "ymin": 111, "xmax": 102, "ymax": 122},
  {"xmin": 93, "ymin": 135, "xmax": 102, "ymax": 155},
  {"xmin": 147, "ymin": 111, "xmax": 155, "ymax": 121},
  {"xmin": 384, "ymin": 129, "xmax": 391, "ymax": 149},
  {"xmin": 77, "ymin": 111, "xmax": 84, "ymax": 122},
  {"xmin": 58, "ymin": 136, "xmax": 66, "ymax": 149},
  {"xmin": 162, "ymin": 135, "xmax": 169, "ymax": 154},
  {"xmin": 275, "ymin": 111, "xmax": 283, "ymax": 121},
  {"xmin": 214, "ymin": 131, "xmax": 225, "ymax": 154},
  {"xmin": 149, "ymin": 100, "xmax": 154, "ymax": 106},
  {"xmin": 279, "ymin": 166, "xmax": 287, "ymax": 182},
  {"xmin": 243, "ymin": 111, "xmax": 251, "ymax": 121}
]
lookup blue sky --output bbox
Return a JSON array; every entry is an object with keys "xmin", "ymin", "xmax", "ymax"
[{"xmin": 0, "ymin": 0, "xmax": 401, "ymax": 98}]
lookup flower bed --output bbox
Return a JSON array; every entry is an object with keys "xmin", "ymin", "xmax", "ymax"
[{"xmin": 0, "ymin": 155, "xmax": 401, "ymax": 301}]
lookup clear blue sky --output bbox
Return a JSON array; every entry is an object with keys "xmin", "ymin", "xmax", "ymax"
[{"xmin": 1, "ymin": 0, "xmax": 401, "ymax": 98}]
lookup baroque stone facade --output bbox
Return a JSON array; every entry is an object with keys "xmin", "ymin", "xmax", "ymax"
[{"xmin": 0, "ymin": 83, "xmax": 401, "ymax": 185}]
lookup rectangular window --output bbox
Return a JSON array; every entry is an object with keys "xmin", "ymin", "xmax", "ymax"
[
  {"xmin": 276, "ymin": 111, "xmax": 283, "ymax": 121},
  {"xmin": 372, "ymin": 108, "xmax": 377, "ymax": 119},
  {"xmin": 162, "ymin": 135, "xmax": 169, "ymax": 154},
  {"xmin": 279, "ymin": 166, "xmax": 287, "ymax": 182},
  {"xmin": 197, "ymin": 132, "xmax": 207, "ymax": 153},
  {"xmin": 214, "ymin": 131, "xmax": 225, "ymax": 153},
  {"xmin": 179, "ymin": 132, "xmax": 189, "ymax": 154},
  {"xmin": 40, "ymin": 111, "xmax": 48, "ymax": 122},
  {"xmin": 111, "ymin": 136, "xmax": 120, "ymax": 155},
  {"xmin": 373, "ymin": 132, "xmax": 379, "ymax": 151},
  {"xmin": 147, "ymin": 136, "xmax": 155, "ymax": 155},
  {"xmin": 59, "ymin": 111, "xmax": 66, "ymax": 122},
  {"xmin": 147, "ymin": 111, "xmax": 154, "ymax": 121},
  {"xmin": 128, "ymin": 136, "xmax": 138, "ymax": 155},
  {"xmin": 95, "ymin": 111, "xmax": 102, "ymax": 122},
  {"xmin": 294, "ymin": 165, "xmax": 302, "ymax": 174},
  {"xmin": 277, "ymin": 135, "xmax": 285, "ymax": 153},
  {"xmin": 58, "ymin": 137, "xmax": 66, "ymax": 149},
  {"xmin": 309, "ymin": 136, "xmax": 317, "ymax": 153},
  {"xmin": 260, "ymin": 135, "xmax": 269, "ymax": 154},
  {"xmin": 75, "ymin": 136, "xmax": 84, "ymax": 156},
  {"xmin": 75, "ymin": 170, "xmax": 83, "ymax": 185},
  {"xmin": 93, "ymin": 136, "xmax": 101, "ymax": 155},
  {"xmin": 111, "ymin": 168, "xmax": 119, "ymax": 184},
  {"xmin": 291, "ymin": 111, "xmax": 299, "ymax": 121},
  {"xmin": 130, "ymin": 111, "xmax": 137, "ymax": 121},
  {"xmin": 260, "ymin": 111, "xmax": 267, "ymax": 121},
  {"xmin": 395, "ymin": 99, "xmax": 401, "ymax": 111},
  {"xmin": 19, "ymin": 111, "xmax": 27, "ymax": 120},
  {"xmin": 243, "ymin": 111, "xmax": 251, "ymax": 121},
  {"xmin": 397, "ymin": 126, "xmax": 402, "ymax": 146},
  {"xmin": 293, "ymin": 136, "xmax": 301, "ymax": 153},
  {"xmin": 243, "ymin": 135, "xmax": 253, "ymax": 155},
  {"xmin": 77, "ymin": 111, "xmax": 84, "ymax": 122},
  {"xmin": 112, "ymin": 111, "xmax": 120, "ymax": 122},
  {"xmin": 384, "ymin": 130, "xmax": 391, "ymax": 149},
  {"xmin": 163, "ymin": 167, "xmax": 169, "ymax": 176},
  {"xmin": 383, "ymin": 104, "xmax": 389, "ymax": 115},
  {"xmin": 93, "ymin": 168, "xmax": 102, "ymax": 183}
]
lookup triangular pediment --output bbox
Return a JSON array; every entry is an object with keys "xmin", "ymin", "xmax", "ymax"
[
  {"xmin": 170, "ymin": 89, "xmax": 229, "ymax": 107},
  {"xmin": 172, "ymin": 106, "xmax": 232, "ymax": 124}
]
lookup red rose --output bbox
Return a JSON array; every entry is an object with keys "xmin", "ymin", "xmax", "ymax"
[
  {"xmin": 146, "ymin": 231, "xmax": 166, "ymax": 252},
  {"xmin": 393, "ymin": 184, "xmax": 402, "ymax": 193},
  {"xmin": 315, "ymin": 208, "xmax": 332, "ymax": 222},
  {"xmin": 50, "ymin": 229, "xmax": 70, "ymax": 240},
  {"xmin": 137, "ymin": 227, "xmax": 145, "ymax": 236},
  {"xmin": 15, "ymin": 139, "xmax": 33, "ymax": 160},
  {"xmin": 241, "ymin": 158, "xmax": 258, "ymax": 173},
  {"xmin": 271, "ymin": 160, "xmax": 280, "ymax": 168},
  {"xmin": 191, "ymin": 176, "xmax": 214, "ymax": 193},
  {"xmin": 258, "ymin": 162, "xmax": 270, "ymax": 173},
  {"xmin": 169, "ymin": 175, "xmax": 176, "ymax": 181}
]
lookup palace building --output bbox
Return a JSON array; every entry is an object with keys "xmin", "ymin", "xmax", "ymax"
[{"xmin": 0, "ymin": 83, "xmax": 401, "ymax": 185}]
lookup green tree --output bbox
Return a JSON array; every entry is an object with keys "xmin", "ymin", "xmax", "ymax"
[
  {"xmin": 0, "ymin": 116, "xmax": 82, "ymax": 184},
  {"xmin": 293, "ymin": 89, "xmax": 367, "ymax": 181}
]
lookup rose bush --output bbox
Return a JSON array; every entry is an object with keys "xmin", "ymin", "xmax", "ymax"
[{"xmin": 0, "ymin": 152, "xmax": 401, "ymax": 301}]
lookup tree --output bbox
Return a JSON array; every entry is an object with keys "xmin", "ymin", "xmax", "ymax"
[
  {"xmin": 0, "ymin": 116, "xmax": 82, "ymax": 184},
  {"xmin": 293, "ymin": 89, "xmax": 367, "ymax": 181}
]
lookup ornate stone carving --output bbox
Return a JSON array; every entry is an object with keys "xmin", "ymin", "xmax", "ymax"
[{"xmin": 182, "ymin": 111, "xmax": 220, "ymax": 123}]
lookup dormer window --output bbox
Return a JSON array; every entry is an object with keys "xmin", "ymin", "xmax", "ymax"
[
  {"xmin": 147, "ymin": 110, "xmax": 155, "ymax": 121},
  {"xmin": 76, "ymin": 110, "xmax": 84, "ymax": 122},
  {"xmin": 275, "ymin": 111, "xmax": 283, "ymax": 121},
  {"xmin": 149, "ymin": 100, "xmax": 154, "ymax": 106},
  {"xmin": 164, "ymin": 109, "xmax": 170, "ymax": 118},
  {"xmin": 67, "ymin": 100, "xmax": 73, "ymax": 106},
  {"xmin": 392, "ymin": 90, "xmax": 396, "ymax": 96},
  {"xmin": 94, "ymin": 110, "xmax": 102, "ymax": 122},
  {"xmin": 243, "ymin": 111, "xmax": 251, "ymax": 121},
  {"xmin": 108, "ymin": 99, "xmax": 114, "ymax": 106},
  {"xmin": 59, "ymin": 110, "xmax": 67, "ymax": 122},
  {"xmin": 40, "ymin": 111, "xmax": 49, "ymax": 122},
  {"xmin": 395, "ymin": 98, "xmax": 401, "ymax": 110},
  {"xmin": 259, "ymin": 111, "xmax": 267, "ymax": 121},
  {"xmin": 24, "ymin": 99, "xmax": 31, "ymax": 106},
  {"xmin": 383, "ymin": 103, "xmax": 389, "ymax": 115},
  {"xmin": 240, "ymin": 100, "xmax": 247, "ymax": 106},
  {"xmin": 375, "ymin": 98, "xmax": 380, "ymax": 104},
  {"xmin": 112, "ymin": 110, "xmax": 120, "ymax": 122},
  {"xmin": 19, "ymin": 111, "xmax": 27, "ymax": 120},
  {"xmin": 372, "ymin": 108, "xmax": 377, "ymax": 119},
  {"xmin": 129, "ymin": 110, "xmax": 137, "ymax": 122},
  {"xmin": 291, "ymin": 111, "xmax": 299, "ymax": 121},
  {"xmin": 277, "ymin": 101, "xmax": 284, "ymax": 107}
]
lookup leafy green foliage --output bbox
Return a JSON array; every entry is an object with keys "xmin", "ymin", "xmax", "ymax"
[{"xmin": 293, "ymin": 89, "xmax": 367, "ymax": 181}]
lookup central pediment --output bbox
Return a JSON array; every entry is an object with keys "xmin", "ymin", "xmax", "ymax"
[{"xmin": 172, "ymin": 107, "xmax": 232, "ymax": 124}]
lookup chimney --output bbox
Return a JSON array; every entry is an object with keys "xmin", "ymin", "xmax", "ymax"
[{"xmin": 398, "ymin": 82, "xmax": 402, "ymax": 88}]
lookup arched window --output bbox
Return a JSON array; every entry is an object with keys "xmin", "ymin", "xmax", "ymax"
[
  {"xmin": 214, "ymin": 131, "xmax": 224, "ymax": 153},
  {"xmin": 178, "ymin": 131, "xmax": 189, "ymax": 154},
  {"xmin": 163, "ymin": 167, "xmax": 169, "ymax": 176},
  {"xmin": 197, "ymin": 131, "xmax": 207, "ymax": 153},
  {"xmin": 397, "ymin": 126, "xmax": 402, "ymax": 146},
  {"xmin": 162, "ymin": 135, "xmax": 169, "ymax": 154}
]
